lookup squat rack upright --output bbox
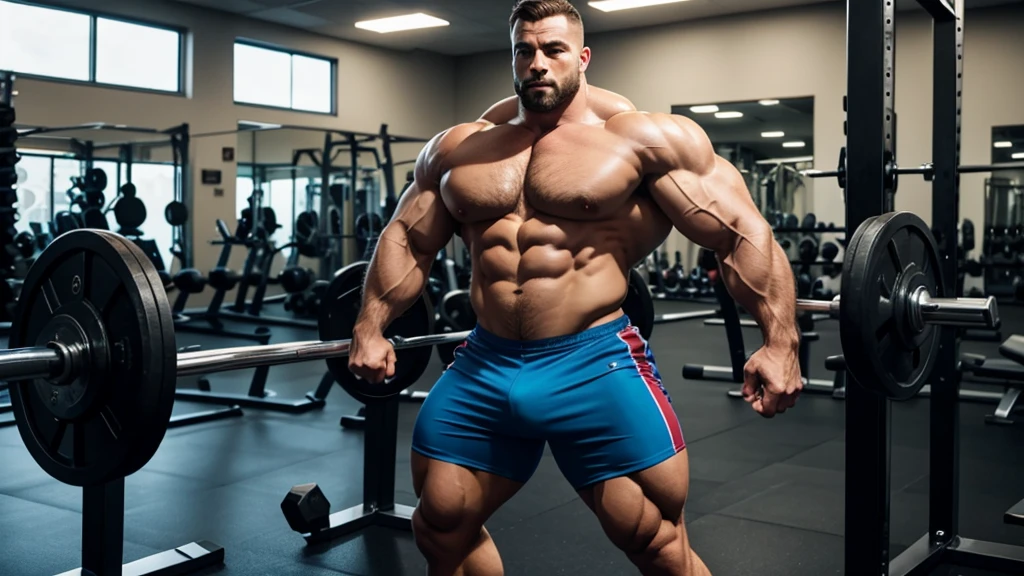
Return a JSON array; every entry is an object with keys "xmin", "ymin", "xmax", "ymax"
[{"xmin": 844, "ymin": 0, "xmax": 1024, "ymax": 574}]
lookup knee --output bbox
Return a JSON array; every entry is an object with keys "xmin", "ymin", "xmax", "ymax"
[
  {"xmin": 598, "ymin": 492, "xmax": 680, "ymax": 557},
  {"xmin": 412, "ymin": 483, "xmax": 480, "ymax": 557}
]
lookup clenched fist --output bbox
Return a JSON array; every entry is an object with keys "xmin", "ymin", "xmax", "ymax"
[
  {"xmin": 741, "ymin": 345, "xmax": 803, "ymax": 418},
  {"xmin": 348, "ymin": 328, "xmax": 397, "ymax": 383}
]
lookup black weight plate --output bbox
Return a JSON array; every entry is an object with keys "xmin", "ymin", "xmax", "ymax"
[
  {"xmin": 84, "ymin": 168, "xmax": 107, "ymax": 193},
  {"xmin": 165, "ymin": 201, "xmax": 189, "ymax": 226},
  {"xmin": 104, "ymin": 231, "xmax": 177, "ymax": 480},
  {"xmin": 114, "ymin": 196, "xmax": 147, "ymax": 229},
  {"xmin": 9, "ymin": 229, "xmax": 176, "ymax": 486},
  {"xmin": 840, "ymin": 212, "xmax": 942, "ymax": 401},
  {"xmin": 436, "ymin": 290, "xmax": 475, "ymax": 366},
  {"xmin": 623, "ymin": 268, "xmax": 655, "ymax": 340},
  {"xmin": 319, "ymin": 261, "xmax": 434, "ymax": 403}
]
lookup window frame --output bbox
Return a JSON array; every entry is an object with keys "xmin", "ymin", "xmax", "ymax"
[
  {"xmin": 233, "ymin": 38, "xmax": 337, "ymax": 116},
  {"xmin": 1, "ymin": 0, "xmax": 186, "ymax": 95}
]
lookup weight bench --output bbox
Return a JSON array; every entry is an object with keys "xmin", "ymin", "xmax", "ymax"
[{"xmin": 959, "ymin": 334, "xmax": 1024, "ymax": 425}]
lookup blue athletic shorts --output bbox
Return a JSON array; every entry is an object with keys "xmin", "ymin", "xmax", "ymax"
[{"xmin": 411, "ymin": 315, "xmax": 686, "ymax": 490}]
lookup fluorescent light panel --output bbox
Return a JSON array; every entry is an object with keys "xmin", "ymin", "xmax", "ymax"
[
  {"xmin": 994, "ymin": 141, "xmax": 1013, "ymax": 148},
  {"xmin": 715, "ymin": 111, "xmax": 743, "ymax": 119},
  {"xmin": 759, "ymin": 99, "xmax": 780, "ymax": 106},
  {"xmin": 589, "ymin": 0, "xmax": 692, "ymax": 13},
  {"xmin": 355, "ymin": 13, "xmax": 449, "ymax": 34},
  {"xmin": 762, "ymin": 131, "xmax": 785, "ymax": 138},
  {"xmin": 690, "ymin": 105, "xmax": 719, "ymax": 114},
  {"xmin": 1013, "ymin": 152, "xmax": 1024, "ymax": 160},
  {"xmin": 783, "ymin": 141, "xmax": 806, "ymax": 148}
]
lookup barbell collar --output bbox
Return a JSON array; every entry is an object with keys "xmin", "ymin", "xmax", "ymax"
[{"xmin": 0, "ymin": 345, "xmax": 64, "ymax": 382}]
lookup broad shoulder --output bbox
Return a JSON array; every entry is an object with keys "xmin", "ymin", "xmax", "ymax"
[{"xmin": 605, "ymin": 112, "xmax": 715, "ymax": 171}]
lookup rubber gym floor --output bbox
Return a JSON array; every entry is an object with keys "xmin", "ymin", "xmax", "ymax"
[{"xmin": 2, "ymin": 299, "xmax": 1023, "ymax": 576}]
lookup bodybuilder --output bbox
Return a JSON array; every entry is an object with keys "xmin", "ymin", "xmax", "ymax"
[{"xmin": 348, "ymin": 1, "xmax": 803, "ymax": 574}]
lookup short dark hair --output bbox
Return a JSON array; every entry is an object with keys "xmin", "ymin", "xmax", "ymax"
[{"xmin": 509, "ymin": 0, "xmax": 584, "ymax": 35}]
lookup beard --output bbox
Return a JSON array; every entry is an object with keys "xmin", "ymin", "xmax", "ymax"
[{"xmin": 514, "ymin": 71, "xmax": 581, "ymax": 113}]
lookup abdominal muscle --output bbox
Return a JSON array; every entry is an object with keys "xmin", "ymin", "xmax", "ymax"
[{"xmin": 462, "ymin": 210, "xmax": 656, "ymax": 341}]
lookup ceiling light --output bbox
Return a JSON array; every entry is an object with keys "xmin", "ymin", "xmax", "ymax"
[
  {"xmin": 783, "ymin": 141, "xmax": 806, "ymax": 148},
  {"xmin": 715, "ymin": 111, "xmax": 743, "ymax": 119},
  {"xmin": 762, "ymin": 131, "xmax": 785, "ymax": 138},
  {"xmin": 689, "ymin": 105, "xmax": 719, "ymax": 114},
  {"xmin": 759, "ymin": 99, "xmax": 780, "ymax": 106},
  {"xmin": 1013, "ymin": 152, "xmax": 1024, "ymax": 160},
  {"xmin": 355, "ymin": 13, "xmax": 449, "ymax": 34},
  {"xmin": 994, "ymin": 141, "xmax": 1013, "ymax": 148},
  {"xmin": 589, "ymin": 0, "xmax": 692, "ymax": 13}
]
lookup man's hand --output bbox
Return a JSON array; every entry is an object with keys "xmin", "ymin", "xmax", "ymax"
[
  {"xmin": 741, "ymin": 345, "xmax": 803, "ymax": 417},
  {"xmin": 348, "ymin": 327, "xmax": 398, "ymax": 383}
]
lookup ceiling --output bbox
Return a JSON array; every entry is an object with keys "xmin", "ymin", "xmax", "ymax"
[
  {"xmin": 671, "ymin": 97, "xmax": 815, "ymax": 161},
  {"xmin": 157, "ymin": 0, "xmax": 1022, "ymax": 56}
]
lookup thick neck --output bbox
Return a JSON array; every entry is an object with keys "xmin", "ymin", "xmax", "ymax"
[{"xmin": 519, "ymin": 79, "xmax": 591, "ymax": 133}]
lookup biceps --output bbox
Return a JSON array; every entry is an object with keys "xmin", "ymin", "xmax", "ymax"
[
  {"xmin": 648, "ymin": 157, "xmax": 772, "ymax": 255},
  {"xmin": 385, "ymin": 182, "xmax": 455, "ymax": 258}
]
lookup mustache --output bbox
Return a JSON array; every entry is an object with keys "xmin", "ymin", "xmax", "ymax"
[{"xmin": 522, "ymin": 79, "xmax": 554, "ymax": 88}]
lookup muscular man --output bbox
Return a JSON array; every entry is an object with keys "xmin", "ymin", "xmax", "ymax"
[{"xmin": 348, "ymin": 1, "xmax": 803, "ymax": 574}]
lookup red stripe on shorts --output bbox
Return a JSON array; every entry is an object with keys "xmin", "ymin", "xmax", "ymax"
[{"xmin": 617, "ymin": 326, "xmax": 685, "ymax": 452}]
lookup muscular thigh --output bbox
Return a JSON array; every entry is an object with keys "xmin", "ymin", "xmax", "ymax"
[
  {"xmin": 579, "ymin": 450, "xmax": 690, "ymax": 551},
  {"xmin": 412, "ymin": 452, "xmax": 524, "ymax": 531}
]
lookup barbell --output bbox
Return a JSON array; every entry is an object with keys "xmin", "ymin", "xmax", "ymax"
[{"xmin": 0, "ymin": 211, "xmax": 997, "ymax": 488}]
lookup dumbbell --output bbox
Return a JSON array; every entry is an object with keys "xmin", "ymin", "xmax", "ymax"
[
  {"xmin": 961, "ymin": 219, "xmax": 975, "ymax": 253},
  {"xmin": 797, "ymin": 273, "xmax": 813, "ymax": 298}
]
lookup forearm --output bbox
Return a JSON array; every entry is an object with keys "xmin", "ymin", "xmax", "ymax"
[
  {"xmin": 716, "ymin": 231, "xmax": 800, "ymax": 351},
  {"xmin": 355, "ymin": 223, "xmax": 435, "ymax": 335}
]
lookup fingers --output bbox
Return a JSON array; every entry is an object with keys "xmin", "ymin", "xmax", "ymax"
[{"xmin": 386, "ymin": 348, "xmax": 398, "ymax": 379}]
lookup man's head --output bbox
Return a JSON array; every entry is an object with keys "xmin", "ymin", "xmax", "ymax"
[{"xmin": 509, "ymin": 0, "xmax": 590, "ymax": 113}]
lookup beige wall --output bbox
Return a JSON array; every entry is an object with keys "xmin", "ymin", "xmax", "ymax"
[
  {"xmin": 454, "ymin": 3, "xmax": 1024, "ymax": 280},
  {"xmin": 14, "ymin": 0, "xmax": 455, "ymax": 293}
]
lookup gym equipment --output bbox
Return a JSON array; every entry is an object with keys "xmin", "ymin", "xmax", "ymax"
[
  {"xmin": 841, "ymin": 3, "xmax": 1024, "ymax": 575},
  {"xmin": 281, "ymin": 483, "xmax": 332, "ymax": 534},
  {"xmin": 0, "ymin": 216, "xmax": 998, "ymax": 429},
  {"xmin": 4, "ymin": 227, "xmax": 224, "ymax": 576}
]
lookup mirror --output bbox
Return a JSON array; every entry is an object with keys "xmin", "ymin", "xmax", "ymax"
[{"xmin": 980, "ymin": 125, "xmax": 1024, "ymax": 298}]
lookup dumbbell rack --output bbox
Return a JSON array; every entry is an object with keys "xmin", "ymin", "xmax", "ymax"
[{"xmin": 0, "ymin": 71, "xmax": 20, "ymax": 322}]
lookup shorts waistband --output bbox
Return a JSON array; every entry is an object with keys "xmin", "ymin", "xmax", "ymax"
[{"xmin": 470, "ymin": 315, "xmax": 632, "ymax": 352}]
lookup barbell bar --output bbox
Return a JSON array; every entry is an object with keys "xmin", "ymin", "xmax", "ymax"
[{"xmin": 0, "ymin": 292, "xmax": 996, "ymax": 387}]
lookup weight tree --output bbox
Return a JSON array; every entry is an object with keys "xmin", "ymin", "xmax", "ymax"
[{"xmin": 844, "ymin": 1, "xmax": 1024, "ymax": 574}]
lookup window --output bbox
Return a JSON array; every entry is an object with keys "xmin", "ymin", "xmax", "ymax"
[
  {"xmin": 234, "ymin": 41, "xmax": 334, "ymax": 114},
  {"xmin": 0, "ymin": 1, "xmax": 182, "ymax": 93},
  {"xmin": 96, "ymin": 18, "xmax": 181, "ymax": 92}
]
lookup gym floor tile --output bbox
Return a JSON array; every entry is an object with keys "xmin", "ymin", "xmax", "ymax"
[
  {"xmin": 262, "ymin": 526, "xmax": 424, "ymax": 576},
  {"xmin": 686, "ymin": 463, "xmax": 843, "ymax": 517},
  {"xmin": 5, "ymin": 469, "xmax": 211, "ymax": 514},
  {"xmin": 0, "ymin": 493, "xmax": 162, "ymax": 576},
  {"xmin": 0, "ymin": 443, "xmax": 53, "ymax": 493},
  {"xmin": 489, "ymin": 497, "xmax": 642, "ymax": 575},
  {"xmin": 715, "ymin": 479, "xmax": 844, "ymax": 536},
  {"xmin": 686, "ymin": 514, "xmax": 844, "ymax": 575},
  {"xmin": 122, "ymin": 481, "xmax": 292, "ymax": 551}
]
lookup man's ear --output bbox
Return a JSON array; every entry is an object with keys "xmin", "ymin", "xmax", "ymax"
[{"xmin": 580, "ymin": 46, "xmax": 591, "ymax": 73}]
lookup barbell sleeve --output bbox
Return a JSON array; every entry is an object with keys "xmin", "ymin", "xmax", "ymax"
[
  {"xmin": 175, "ymin": 330, "xmax": 474, "ymax": 379},
  {"xmin": 0, "ymin": 345, "xmax": 65, "ymax": 382},
  {"xmin": 915, "ymin": 293, "xmax": 999, "ymax": 328},
  {"xmin": 795, "ymin": 293, "xmax": 999, "ymax": 329}
]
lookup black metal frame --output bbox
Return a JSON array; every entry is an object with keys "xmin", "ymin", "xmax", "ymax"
[
  {"xmin": 299, "ymin": 398, "xmax": 415, "ymax": 544},
  {"xmin": 844, "ymin": 1, "xmax": 1024, "ymax": 573},
  {"xmin": 47, "ymin": 478, "xmax": 224, "ymax": 576}
]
